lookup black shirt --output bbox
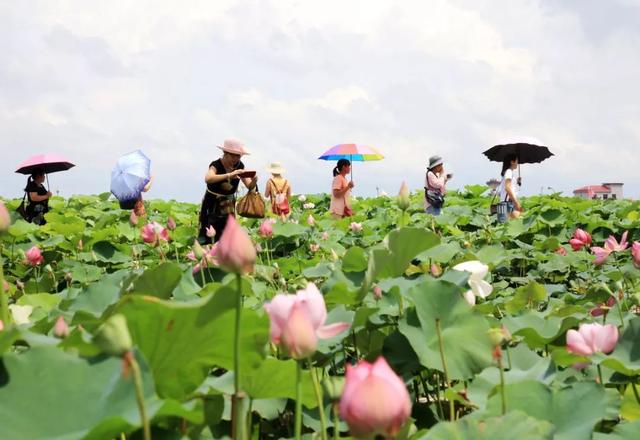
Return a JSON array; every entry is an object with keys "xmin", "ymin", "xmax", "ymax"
[
  {"xmin": 206, "ymin": 159, "xmax": 245, "ymax": 196},
  {"xmin": 26, "ymin": 181, "xmax": 48, "ymax": 203}
]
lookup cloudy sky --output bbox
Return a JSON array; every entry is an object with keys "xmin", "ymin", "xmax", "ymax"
[{"xmin": 1, "ymin": 0, "xmax": 639, "ymax": 203}]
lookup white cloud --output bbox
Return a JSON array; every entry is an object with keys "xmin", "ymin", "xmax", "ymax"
[{"xmin": 0, "ymin": 0, "xmax": 639, "ymax": 203}]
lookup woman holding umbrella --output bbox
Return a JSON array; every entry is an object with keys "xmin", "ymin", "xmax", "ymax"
[
  {"xmin": 329, "ymin": 159, "xmax": 354, "ymax": 219},
  {"xmin": 497, "ymin": 155, "xmax": 523, "ymax": 222},
  {"xmin": 25, "ymin": 169, "xmax": 52, "ymax": 225},
  {"xmin": 199, "ymin": 138, "xmax": 257, "ymax": 243}
]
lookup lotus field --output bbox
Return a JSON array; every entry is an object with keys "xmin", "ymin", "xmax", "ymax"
[{"xmin": 1, "ymin": 186, "xmax": 640, "ymax": 439}]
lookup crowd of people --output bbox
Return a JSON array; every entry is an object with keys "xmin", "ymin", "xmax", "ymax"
[{"xmin": 16, "ymin": 137, "xmax": 524, "ymax": 239}]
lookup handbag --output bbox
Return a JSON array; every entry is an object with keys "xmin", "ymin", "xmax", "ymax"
[
  {"xmin": 16, "ymin": 192, "xmax": 28, "ymax": 220},
  {"xmin": 236, "ymin": 188, "xmax": 265, "ymax": 218},
  {"xmin": 424, "ymin": 172, "xmax": 445, "ymax": 208}
]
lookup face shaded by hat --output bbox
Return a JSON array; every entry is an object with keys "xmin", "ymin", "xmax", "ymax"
[
  {"xmin": 428, "ymin": 155, "xmax": 443, "ymax": 170},
  {"xmin": 266, "ymin": 162, "xmax": 286, "ymax": 175},
  {"xmin": 217, "ymin": 138, "xmax": 250, "ymax": 156}
]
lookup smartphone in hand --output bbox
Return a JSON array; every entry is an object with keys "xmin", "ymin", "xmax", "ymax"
[{"xmin": 239, "ymin": 170, "xmax": 256, "ymax": 178}]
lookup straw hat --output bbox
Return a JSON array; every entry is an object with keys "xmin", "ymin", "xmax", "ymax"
[
  {"xmin": 266, "ymin": 162, "xmax": 286, "ymax": 175},
  {"xmin": 428, "ymin": 155, "xmax": 443, "ymax": 170},
  {"xmin": 217, "ymin": 138, "xmax": 250, "ymax": 155}
]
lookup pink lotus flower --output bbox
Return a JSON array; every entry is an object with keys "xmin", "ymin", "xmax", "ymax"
[
  {"xmin": 258, "ymin": 219, "xmax": 273, "ymax": 238},
  {"xmin": 591, "ymin": 231, "xmax": 629, "ymax": 265},
  {"xmin": 633, "ymin": 242, "xmax": 640, "ymax": 267},
  {"xmin": 310, "ymin": 243, "xmax": 320, "ymax": 253},
  {"xmin": 556, "ymin": 247, "xmax": 567, "ymax": 256},
  {"xmin": 264, "ymin": 283, "xmax": 350, "ymax": 359},
  {"xmin": 25, "ymin": 246, "xmax": 44, "ymax": 266},
  {"xmin": 339, "ymin": 357, "xmax": 411, "ymax": 438},
  {"xmin": 605, "ymin": 231, "xmax": 629, "ymax": 252},
  {"xmin": 205, "ymin": 225, "xmax": 216, "ymax": 238},
  {"xmin": 307, "ymin": 214, "xmax": 315, "ymax": 226},
  {"xmin": 569, "ymin": 229, "xmax": 592, "ymax": 251},
  {"xmin": 53, "ymin": 316, "xmax": 70, "ymax": 338},
  {"xmin": 0, "ymin": 319, "xmax": 4, "ymax": 331},
  {"xmin": 140, "ymin": 222, "xmax": 170, "ymax": 246},
  {"xmin": 567, "ymin": 323, "xmax": 619, "ymax": 356},
  {"xmin": 590, "ymin": 296, "xmax": 616, "ymax": 317},
  {"xmin": 166, "ymin": 216, "xmax": 177, "ymax": 231},
  {"xmin": 129, "ymin": 210, "xmax": 138, "ymax": 226},
  {"xmin": 0, "ymin": 201, "xmax": 10, "ymax": 232},
  {"xmin": 216, "ymin": 215, "xmax": 256, "ymax": 274},
  {"xmin": 430, "ymin": 263, "xmax": 442, "ymax": 277},
  {"xmin": 373, "ymin": 285, "xmax": 382, "ymax": 300},
  {"xmin": 321, "ymin": 231, "xmax": 330, "ymax": 241},
  {"xmin": 350, "ymin": 222, "xmax": 363, "ymax": 232}
]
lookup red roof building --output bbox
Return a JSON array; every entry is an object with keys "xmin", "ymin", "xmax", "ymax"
[{"xmin": 573, "ymin": 183, "xmax": 624, "ymax": 200}]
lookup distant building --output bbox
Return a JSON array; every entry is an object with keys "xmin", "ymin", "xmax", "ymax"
[{"xmin": 573, "ymin": 183, "xmax": 624, "ymax": 200}]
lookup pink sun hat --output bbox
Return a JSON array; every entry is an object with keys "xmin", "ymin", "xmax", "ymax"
[{"xmin": 217, "ymin": 138, "xmax": 250, "ymax": 155}]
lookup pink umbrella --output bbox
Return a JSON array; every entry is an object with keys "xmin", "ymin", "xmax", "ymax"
[
  {"xmin": 15, "ymin": 154, "xmax": 75, "ymax": 175},
  {"xmin": 15, "ymin": 154, "xmax": 75, "ymax": 189}
]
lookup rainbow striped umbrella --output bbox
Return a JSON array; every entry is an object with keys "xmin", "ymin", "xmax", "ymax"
[
  {"xmin": 318, "ymin": 143, "xmax": 384, "ymax": 178},
  {"xmin": 318, "ymin": 143, "xmax": 384, "ymax": 161}
]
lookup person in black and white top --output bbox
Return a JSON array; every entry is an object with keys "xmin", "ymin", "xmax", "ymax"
[
  {"xmin": 497, "ymin": 154, "xmax": 523, "ymax": 222},
  {"xmin": 24, "ymin": 169, "xmax": 52, "ymax": 225}
]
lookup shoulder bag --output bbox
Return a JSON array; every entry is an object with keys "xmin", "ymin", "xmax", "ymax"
[
  {"xmin": 424, "ymin": 172, "xmax": 445, "ymax": 208},
  {"xmin": 237, "ymin": 188, "xmax": 265, "ymax": 218}
]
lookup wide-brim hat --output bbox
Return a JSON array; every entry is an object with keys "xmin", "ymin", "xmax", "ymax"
[
  {"xmin": 428, "ymin": 155, "xmax": 443, "ymax": 170},
  {"xmin": 266, "ymin": 162, "xmax": 286, "ymax": 175},
  {"xmin": 217, "ymin": 138, "xmax": 250, "ymax": 156}
]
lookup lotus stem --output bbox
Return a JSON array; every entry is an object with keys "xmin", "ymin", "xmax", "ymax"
[
  {"xmin": 0, "ymin": 259, "xmax": 9, "ymax": 324},
  {"xmin": 435, "ymin": 318, "xmax": 455, "ymax": 421},
  {"xmin": 127, "ymin": 352, "xmax": 151, "ymax": 440},
  {"xmin": 333, "ymin": 402, "xmax": 340, "ymax": 440},
  {"xmin": 232, "ymin": 273, "xmax": 245, "ymax": 440},
  {"xmin": 295, "ymin": 361, "xmax": 303, "ymax": 440},
  {"xmin": 497, "ymin": 355, "xmax": 506, "ymax": 415},
  {"xmin": 308, "ymin": 361, "xmax": 328, "ymax": 440},
  {"xmin": 631, "ymin": 383, "xmax": 640, "ymax": 406}
]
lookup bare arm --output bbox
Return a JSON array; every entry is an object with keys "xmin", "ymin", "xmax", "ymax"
[
  {"xmin": 264, "ymin": 180, "xmax": 272, "ymax": 198},
  {"xmin": 29, "ymin": 191, "xmax": 51, "ymax": 202},
  {"xmin": 505, "ymin": 179, "xmax": 522, "ymax": 210},
  {"xmin": 204, "ymin": 167, "xmax": 244, "ymax": 184}
]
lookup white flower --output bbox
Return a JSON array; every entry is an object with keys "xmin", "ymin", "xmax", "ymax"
[
  {"xmin": 298, "ymin": 195, "xmax": 307, "ymax": 202},
  {"xmin": 9, "ymin": 304, "xmax": 34, "ymax": 325},
  {"xmin": 379, "ymin": 190, "xmax": 388, "ymax": 197},
  {"xmin": 349, "ymin": 222, "xmax": 363, "ymax": 232},
  {"xmin": 303, "ymin": 202, "xmax": 315, "ymax": 210},
  {"xmin": 452, "ymin": 260, "xmax": 493, "ymax": 305}
]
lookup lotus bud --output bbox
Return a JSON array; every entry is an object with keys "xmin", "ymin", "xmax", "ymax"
[
  {"xmin": 307, "ymin": 215, "xmax": 315, "ymax": 226},
  {"xmin": 488, "ymin": 327, "xmax": 506, "ymax": 346},
  {"xmin": 430, "ymin": 263, "xmax": 442, "ymax": 277},
  {"xmin": 53, "ymin": 316, "xmax": 70, "ymax": 338},
  {"xmin": 94, "ymin": 314, "xmax": 133, "ymax": 357},
  {"xmin": 64, "ymin": 272, "xmax": 73, "ymax": 283},
  {"xmin": 373, "ymin": 285, "xmax": 382, "ymax": 300},
  {"xmin": 0, "ymin": 201, "xmax": 10, "ymax": 232},
  {"xmin": 25, "ymin": 246, "xmax": 44, "ymax": 266},
  {"xmin": 77, "ymin": 239, "xmax": 84, "ymax": 251},
  {"xmin": 129, "ymin": 210, "xmax": 138, "ymax": 226},
  {"xmin": 193, "ymin": 240, "xmax": 205, "ymax": 259},
  {"xmin": 216, "ymin": 215, "xmax": 256, "ymax": 274},
  {"xmin": 321, "ymin": 231, "xmax": 329, "ymax": 241},
  {"xmin": 258, "ymin": 219, "xmax": 274, "ymax": 238},
  {"xmin": 167, "ymin": 216, "xmax": 177, "ymax": 231},
  {"xmin": 397, "ymin": 181, "xmax": 410, "ymax": 211}
]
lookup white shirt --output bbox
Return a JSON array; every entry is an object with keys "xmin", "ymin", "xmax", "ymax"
[{"xmin": 499, "ymin": 169, "xmax": 518, "ymax": 202}]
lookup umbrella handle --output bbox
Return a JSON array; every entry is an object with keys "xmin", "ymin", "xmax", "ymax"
[{"xmin": 46, "ymin": 174, "xmax": 50, "ymax": 191}]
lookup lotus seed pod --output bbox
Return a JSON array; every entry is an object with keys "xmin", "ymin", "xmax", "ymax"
[{"xmin": 94, "ymin": 314, "xmax": 133, "ymax": 357}]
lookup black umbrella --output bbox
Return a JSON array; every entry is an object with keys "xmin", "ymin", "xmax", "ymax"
[
  {"xmin": 483, "ymin": 142, "xmax": 553, "ymax": 164},
  {"xmin": 15, "ymin": 154, "xmax": 75, "ymax": 190}
]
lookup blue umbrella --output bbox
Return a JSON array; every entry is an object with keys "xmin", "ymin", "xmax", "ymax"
[{"xmin": 110, "ymin": 150, "xmax": 151, "ymax": 209}]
